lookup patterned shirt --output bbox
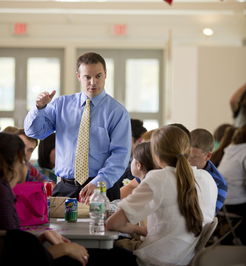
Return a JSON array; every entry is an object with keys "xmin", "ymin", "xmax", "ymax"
[
  {"xmin": 26, "ymin": 162, "xmax": 50, "ymax": 183},
  {"xmin": 204, "ymin": 160, "xmax": 228, "ymax": 213},
  {"xmin": 33, "ymin": 161, "xmax": 57, "ymax": 183}
]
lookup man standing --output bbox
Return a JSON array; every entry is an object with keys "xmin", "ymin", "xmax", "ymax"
[{"xmin": 24, "ymin": 52, "xmax": 131, "ymax": 203}]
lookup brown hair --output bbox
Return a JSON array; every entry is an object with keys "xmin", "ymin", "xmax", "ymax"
[
  {"xmin": 76, "ymin": 52, "xmax": 106, "ymax": 73},
  {"xmin": 151, "ymin": 125, "xmax": 203, "ymax": 236},
  {"xmin": 232, "ymin": 124, "xmax": 246, "ymax": 144},
  {"xmin": 3, "ymin": 127, "xmax": 38, "ymax": 147},
  {"xmin": 190, "ymin": 128, "xmax": 214, "ymax": 153},
  {"xmin": 141, "ymin": 129, "xmax": 157, "ymax": 143},
  {"xmin": 213, "ymin": 123, "xmax": 232, "ymax": 143},
  {"xmin": 210, "ymin": 125, "xmax": 237, "ymax": 167},
  {"xmin": 0, "ymin": 132, "xmax": 26, "ymax": 183},
  {"xmin": 170, "ymin": 123, "xmax": 191, "ymax": 142},
  {"xmin": 38, "ymin": 133, "xmax": 55, "ymax": 169},
  {"xmin": 131, "ymin": 119, "xmax": 147, "ymax": 142},
  {"xmin": 133, "ymin": 142, "xmax": 156, "ymax": 172}
]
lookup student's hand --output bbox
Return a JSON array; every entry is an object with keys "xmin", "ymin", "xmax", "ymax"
[
  {"xmin": 36, "ymin": 90, "xmax": 56, "ymax": 109},
  {"xmin": 79, "ymin": 183, "xmax": 97, "ymax": 205},
  {"xmin": 38, "ymin": 230, "xmax": 71, "ymax": 245},
  {"xmin": 134, "ymin": 225, "xmax": 147, "ymax": 237},
  {"xmin": 48, "ymin": 242, "xmax": 89, "ymax": 266}
]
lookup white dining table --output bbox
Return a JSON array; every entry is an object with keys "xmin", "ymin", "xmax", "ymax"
[{"xmin": 24, "ymin": 218, "xmax": 119, "ymax": 249}]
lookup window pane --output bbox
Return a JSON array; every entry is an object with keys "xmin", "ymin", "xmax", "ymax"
[
  {"xmin": 143, "ymin": 119, "xmax": 159, "ymax": 131},
  {"xmin": 0, "ymin": 58, "xmax": 15, "ymax": 111},
  {"xmin": 27, "ymin": 58, "xmax": 60, "ymax": 110},
  {"xmin": 0, "ymin": 118, "xmax": 14, "ymax": 131},
  {"xmin": 105, "ymin": 58, "xmax": 114, "ymax": 97},
  {"xmin": 126, "ymin": 59, "xmax": 159, "ymax": 112}
]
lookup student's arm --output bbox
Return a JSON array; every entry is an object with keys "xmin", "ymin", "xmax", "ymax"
[
  {"xmin": 120, "ymin": 178, "xmax": 139, "ymax": 199},
  {"xmin": 47, "ymin": 242, "xmax": 88, "ymax": 266},
  {"xmin": 107, "ymin": 181, "xmax": 156, "ymax": 236},
  {"xmin": 106, "ymin": 209, "xmax": 147, "ymax": 236}
]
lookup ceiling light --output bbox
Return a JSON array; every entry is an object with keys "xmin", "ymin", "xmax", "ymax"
[{"xmin": 203, "ymin": 27, "xmax": 214, "ymax": 36}]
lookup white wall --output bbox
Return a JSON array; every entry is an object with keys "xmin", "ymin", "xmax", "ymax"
[
  {"xmin": 169, "ymin": 46, "xmax": 198, "ymax": 131},
  {"xmin": 197, "ymin": 46, "xmax": 246, "ymax": 133},
  {"xmin": 170, "ymin": 46, "xmax": 246, "ymax": 133}
]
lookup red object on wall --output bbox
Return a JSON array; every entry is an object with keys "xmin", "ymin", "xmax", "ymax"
[
  {"xmin": 113, "ymin": 24, "xmax": 127, "ymax": 36},
  {"xmin": 164, "ymin": 0, "xmax": 173, "ymax": 4},
  {"xmin": 14, "ymin": 23, "xmax": 27, "ymax": 35}
]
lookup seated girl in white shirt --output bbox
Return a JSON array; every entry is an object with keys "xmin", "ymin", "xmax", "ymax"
[{"xmin": 86, "ymin": 125, "xmax": 217, "ymax": 266}]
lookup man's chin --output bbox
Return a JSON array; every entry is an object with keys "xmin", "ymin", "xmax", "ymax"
[{"xmin": 86, "ymin": 89, "xmax": 100, "ymax": 97}]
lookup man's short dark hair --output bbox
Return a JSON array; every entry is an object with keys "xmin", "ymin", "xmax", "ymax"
[
  {"xmin": 3, "ymin": 126, "xmax": 38, "ymax": 147},
  {"xmin": 76, "ymin": 52, "xmax": 106, "ymax": 73}
]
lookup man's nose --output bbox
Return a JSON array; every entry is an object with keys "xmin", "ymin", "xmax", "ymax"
[{"xmin": 90, "ymin": 77, "xmax": 96, "ymax": 85}]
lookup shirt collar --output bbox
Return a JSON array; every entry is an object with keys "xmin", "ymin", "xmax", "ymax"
[{"xmin": 80, "ymin": 90, "xmax": 106, "ymax": 107}]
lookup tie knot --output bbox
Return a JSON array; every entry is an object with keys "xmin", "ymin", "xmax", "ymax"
[{"xmin": 86, "ymin": 99, "xmax": 91, "ymax": 106}]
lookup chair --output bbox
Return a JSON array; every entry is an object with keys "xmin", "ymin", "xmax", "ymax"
[
  {"xmin": 215, "ymin": 206, "xmax": 243, "ymax": 245},
  {"xmin": 189, "ymin": 245, "xmax": 246, "ymax": 266},
  {"xmin": 194, "ymin": 217, "xmax": 218, "ymax": 254},
  {"xmin": 187, "ymin": 217, "xmax": 218, "ymax": 266}
]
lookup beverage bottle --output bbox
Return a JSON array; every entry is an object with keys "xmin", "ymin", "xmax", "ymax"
[
  {"xmin": 89, "ymin": 182, "xmax": 106, "ymax": 235},
  {"xmin": 100, "ymin": 182, "xmax": 111, "ymax": 219}
]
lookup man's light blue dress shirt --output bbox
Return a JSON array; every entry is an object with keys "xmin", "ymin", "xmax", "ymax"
[{"xmin": 24, "ymin": 90, "xmax": 131, "ymax": 189}]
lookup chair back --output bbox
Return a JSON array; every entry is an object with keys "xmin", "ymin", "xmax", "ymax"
[
  {"xmin": 188, "ymin": 217, "xmax": 218, "ymax": 266},
  {"xmin": 190, "ymin": 245, "xmax": 246, "ymax": 266},
  {"xmin": 194, "ymin": 216, "xmax": 218, "ymax": 253}
]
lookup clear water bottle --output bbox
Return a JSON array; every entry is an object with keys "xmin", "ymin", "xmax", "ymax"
[
  {"xmin": 89, "ymin": 182, "xmax": 106, "ymax": 235},
  {"xmin": 100, "ymin": 182, "xmax": 111, "ymax": 219}
]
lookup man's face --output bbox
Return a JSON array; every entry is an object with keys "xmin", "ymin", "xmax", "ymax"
[
  {"xmin": 188, "ymin": 147, "xmax": 211, "ymax": 169},
  {"xmin": 76, "ymin": 63, "xmax": 106, "ymax": 98},
  {"xmin": 18, "ymin": 134, "xmax": 37, "ymax": 162}
]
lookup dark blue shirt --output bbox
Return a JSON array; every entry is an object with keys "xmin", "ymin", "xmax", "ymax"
[{"xmin": 204, "ymin": 160, "xmax": 228, "ymax": 213}]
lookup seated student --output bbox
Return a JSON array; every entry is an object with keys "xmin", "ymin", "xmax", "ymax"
[
  {"xmin": 120, "ymin": 124, "xmax": 189, "ymax": 199},
  {"xmin": 34, "ymin": 133, "xmax": 57, "ymax": 184},
  {"xmin": 0, "ymin": 132, "xmax": 88, "ymax": 266},
  {"xmin": 120, "ymin": 142, "xmax": 156, "ymax": 199},
  {"xmin": 213, "ymin": 123, "xmax": 233, "ymax": 151},
  {"xmin": 3, "ymin": 126, "xmax": 50, "ymax": 183},
  {"xmin": 117, "ymin": 142, "xmax": 156, "ymax": 251},
  {"xmin": 210, "ymin": 125, "xmax": 237, "ymax": 167},
  {"xmin": 86, "ymin": 125, "xmax": 217, "ymax": 266},
  {"xmin": 188, "ymin": 128, "xmax": 228, "ymax": 214},
  {"xmin": 117, "ymin": 119, "xmax": 147, "ymax": 188},
  {"xmin": 218, "ymin": 124, "xmax": 246, "ymax": 245}
]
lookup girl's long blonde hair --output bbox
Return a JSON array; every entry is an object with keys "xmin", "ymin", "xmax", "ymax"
[{"xmin": 151, "ymin": 125, "xmax": 203, "ymax": 236}]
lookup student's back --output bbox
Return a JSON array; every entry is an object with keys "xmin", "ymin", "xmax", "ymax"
[
  {"xmin": 130, "ymin": 166, "xmax": 217, "ymax": 266},
  {"xmin": 107, "ymin": 126, "xmax": 217, "ymax": 266}
]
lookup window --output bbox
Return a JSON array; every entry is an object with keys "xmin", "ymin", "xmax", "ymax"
[
  {"xmin": 126, "ymin": 59, "xmax": 159, "ymax": 113},
  {"xmin": 0, "ymin": 48, "xmax": 64, "ymax": 160},
  {"xmin": 0, "ymin": 57, "xmax": 15, "ymax": 111},
  {"xmin": 0, "ymin": 48, "xmax": 63, "ymax": 128}
]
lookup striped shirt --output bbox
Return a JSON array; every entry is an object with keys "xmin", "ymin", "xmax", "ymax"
[{"xmin": 204, "ymin": 160, "xmax": 228, "ymax": 213}]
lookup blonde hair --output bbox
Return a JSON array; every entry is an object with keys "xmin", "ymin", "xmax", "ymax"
[
  {"xmin": 151, "ymin": 125, "xmax": 203, "ymax": 236},
  {"xmin": 141, "ymin": 129, "xmax": 157, "ymax": 143}
]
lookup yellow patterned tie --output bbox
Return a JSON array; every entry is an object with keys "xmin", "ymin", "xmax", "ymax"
[{"xmin": 74, "ymin": 98, "xmax": 91, "ymax": 185}]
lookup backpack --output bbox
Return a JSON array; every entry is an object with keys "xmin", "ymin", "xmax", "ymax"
[{"xmin": 13, "ymin": 182, "xmax": 48, "ymax": 226}]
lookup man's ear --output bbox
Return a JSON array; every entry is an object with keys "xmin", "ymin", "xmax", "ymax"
[{"xmin": 76, "ymin": 71, "xmax": 80, "ymax": 80}]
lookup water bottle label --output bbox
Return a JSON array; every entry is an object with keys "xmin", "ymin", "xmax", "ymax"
[{"xmin": 89, "ymin": 202, "xmax": 105, "ymax": 214}]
